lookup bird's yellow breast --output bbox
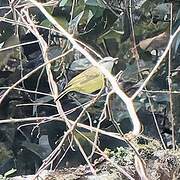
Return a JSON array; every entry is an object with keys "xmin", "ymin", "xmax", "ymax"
[
  {"xmin": 56, "ymin": 58, "xmax": 115, "ymax": 100},
  {"xmin": 67, "ymin": 66, "xmax": 105, "ymax": 94}
]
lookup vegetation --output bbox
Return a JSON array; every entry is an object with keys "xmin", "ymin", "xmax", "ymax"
[{"xmin": 0, "ymin": 0, "xmax": 180, "ymax": 179}]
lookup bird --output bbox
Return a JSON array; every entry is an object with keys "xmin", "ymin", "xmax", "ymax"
[{"xmin": 56, "ymin": 57, "xmax": 117, "ymax": 101}]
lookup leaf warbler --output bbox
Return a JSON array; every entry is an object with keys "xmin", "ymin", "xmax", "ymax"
[{"xmin": 56, "ymin": 57, "xmax": 117, "ymax": 101}]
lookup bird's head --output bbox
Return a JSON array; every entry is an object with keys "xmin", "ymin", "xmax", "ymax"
[{"xmin": 99, "ymin": 57, "xmax": 118, "ymax": 71}]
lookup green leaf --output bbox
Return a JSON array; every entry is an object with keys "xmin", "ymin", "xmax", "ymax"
[
  {"xmin": 22, "ymin": 141, "xmax": 49, "ymax": 159},
  {"xmin": 69, "ymin": 11, "xmax": 84, "ymax": 31},
  {"xmin": 0, "ymin": 34, "xmax": 20, "ymax": 68},
  {"xmin": 40, "ymin": 19, "xmax": 53, "ymax": 28},
  {"xmin": 86, "ymin": 5, "xmax": 104, "ymax": 18},
  {"xmin": 118, "ymin": 102, "xmax": 142, "ymax": 120},
  {"xmin": 97, "ymin": 29, "xmax": 123, "ymax": 43},
  {"xmin": 152, "ymin": 3, "xmax": 171, "ymax": 21},
  {"xmin": 59, "ymin": 0, "xmax": 69, "ymax": 6},
  {"xmin": 40, "ymin": 16, "xmax": 68, "ymax": 30},
  {"xmin": 121, "ymin": 61, "xmax": 155, "ymax": 82},
  {"xmin": 85, "ymin": 0, "xmax": 106, "ymax": 8},
  {"xmin": 70, "ymin": 57, "xmax": 92, "ymax": 71}
]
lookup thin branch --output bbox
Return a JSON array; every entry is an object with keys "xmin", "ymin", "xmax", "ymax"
[
  {"xmin": 29, "ymin": 0, "xmax": 141, "ymax": 136},
  {"xmin": 0, "ymin": 49, "xmax": 73, "ymax": 104},
  {"xmin": 131, "ymin": 25, "xmax": 180, "ymax": 100},
  {"xmin": 167, "ymin": 3, "xmax": 176, "ymax": 150},
  {"xmin": 146, "ymin": 94, "xmax": 167, "ymax": 149}
]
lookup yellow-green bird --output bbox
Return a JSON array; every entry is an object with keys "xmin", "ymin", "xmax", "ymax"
[{"xmin": 56, "ymin": 57, "xmax": 116, "ymax": 100}]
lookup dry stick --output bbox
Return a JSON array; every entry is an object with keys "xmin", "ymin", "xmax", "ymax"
[
  {"xmin": 129, "ymin": 0, "xmax": 139, "ymax": 60},
  {"xmin": 2, "ymin": 1, "xmax": 139, "ymax": 176},
  {"xmin": 88, "ymin": 94, "xmax": 108, "ymax": 159},
  {"xmin": 66, "ymin": 109, "xmax": 96, "ymax": 174},
  {"xmin": 36, "ymin": 20, "xmax": 94, "ymax": 179},
  {"xmin": 76, "ymin": 130, "xmax": 135, "ymax": 180},
  {"xmin": 0, "ymin": 49, "xmax": 73, "ymax": 104},
  {"xmin": 134, "ymin": 155, "xmax": 148, "ymax": 180},
  {"xmin": 89, "ymin": 89, "xmax": 125, "ymax": 160},
  {"xmin": 143, "ymin": 88, "xmax": 166, "ymax": 148},
  {"xmin": 17, "ymin": 103, "xmax": 56, "ymax": 108},
  {"xmin": 168, "ymin": 3, "xmax": 175, "ymax": 150},
  {"xmin": 53, "ymin": 138, "xmax": 74, "ymax": 170},
  {"xmin": 146, "ymin": 94, "xmax": 167, "ymax": 149},
  {"xmin": 101, "ymin": 0, "xmax": 122, "ymax": 17},
  {"xmin": 1, "ymin": 3, "xmax": 12, "ymax": 20},
  {"xmin": 35, "ymin": 126, "xmax": 96, "ymax": 177},
  {"xmin": 54, "ymin": 94, "xmax": 98, "ymax": 174},
  {"xmin": 0, "ymin": 40, "xmax": 39, "ymax": 52},
  {"xmin": 0, "ymin": 98, "xmax": 91, "ymax": 124},
  {"xmin": 69, "ymin": 103, "xmax": 143, "ymax": 179},
  {"xmin": 105, "ymin": 93, "xmax": 145, "ymax": 169},
  {"xmin": 0, "ymin": 87, "xmax": 51, "ymax": 96},
  {"xmin": 29, "ymin": 0, "xmax": 141, "ymax": 136},
  {"xmin": 54, "ymin": 92, "xmax": 105, "ymax": 171},
  {"xmin": 21, "ymin": 7, "xmax": 96, "ymax": 175},
  {"xmin": 80, "ymin": 88, "xmax": 106, "ymax": 159},
  {"xmin": 1, "ymin": 110, "xmax": 129, "ymax": 178},
  {"xmin": 33, "ymin": 67, "xmax": 46, "ymax": 116},
  {"xmin": 36, "ymin": 129, "xmax": 75, "ymax": 176},
  {"xmin": 131, "ymin": 25, "xmax": 180, "ymax": 100},
  {"xmin": 21, "ymin": 11, "xmax": 75, "ymax": 176},
  {"xmin": 0, "ymin": 115, "xmax": 125, "ymax": 142},
  {"xmin": 142, "ymin": 90, "xmax": 180, "ymax": 94},
  {"xmin": 0, "ymin": 16, "xmax": 104, "ymax": 61},
  {"xmin": 0, "ymin": 117, "xmax": 47, "ymax": 124}
]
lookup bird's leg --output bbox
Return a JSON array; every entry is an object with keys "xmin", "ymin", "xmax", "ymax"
[{"xmin": 91, "ymin": 87, "xmax": 104, "ymax": 103}]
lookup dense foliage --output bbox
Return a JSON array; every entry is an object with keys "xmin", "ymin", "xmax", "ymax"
[{"xmin": 0, "ymin": 0, "xmax": 180, "ymax": 179}]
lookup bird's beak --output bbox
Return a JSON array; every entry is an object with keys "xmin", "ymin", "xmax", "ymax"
[{"xmin": 113, "ymin": 58, "xmax": 119, "ymax": 64}]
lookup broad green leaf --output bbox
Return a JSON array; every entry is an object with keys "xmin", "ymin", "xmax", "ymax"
[
  {"xmin": 59, "ymin": 0, "xmax": 69, "ymax": 6},
  {"xmin": 45, "ymin": 6, "xmax": 54, "ymax": 14},
  {"xmin": 69, "ymin": 11, "xmax": 84, "ymax": 32},
  {"xmin": 85, "ymin": 0, "xmax": 106, "ymax": 8},
  {"xmin": 22, "ymin": 141, "xmax": 49, "ymax": 159},
  {"xmin": 70, "ymin": 57, "xmax": 92, "ymax": 71},
  {"xmin": 86, "ymin": 5, "xmax": 104, "ymax": 18},
  {"xmin": 152, "ymin": 94, "xmax": 169, "ymax": 103},
  {"xmin": 40, "ymin": 16, "xmax": 68, "ymax": 30},
  {"xmin": 97, "ymin": 29, "xmax": 123, "ymax": 43},
  {"xmin": 40, "ymin": 19, "xmax": 53, "ymax": 28},
  {"xmin": 152, "ymin": 3, "xmax": 171, "ymax": 21},
  {"xmin": 78, "ymin": 9, "xmax": 93, "ymax": 25},
  {"xmin": 0, "ymin": 34, "xmax": 19, "ymax": 68},
  {"xmin": 121, "ymin": 61, "xmax": 155, "ymax": 82}
]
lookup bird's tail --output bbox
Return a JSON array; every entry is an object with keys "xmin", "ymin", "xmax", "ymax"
[{"xmin": 55, "ymin": 88, "xmax": 69, "ymax": 101}]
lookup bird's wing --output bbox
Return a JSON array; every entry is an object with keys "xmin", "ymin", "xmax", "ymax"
[
  {"xmin": 67, "ymin": 66, "xmax": 102, "ymax": 86},
  {"xmin": 56, "ymin": 66, "xmax": 104, "ymax": 100}
]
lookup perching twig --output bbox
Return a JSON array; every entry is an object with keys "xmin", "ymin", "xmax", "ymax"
[
  {"xmin": 29, "ymin": 0, "xmax": 142, "ymax": 136},
  {"xmin": 131, "ymin": 25, "xmax": 180, "ymax": 100}
]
